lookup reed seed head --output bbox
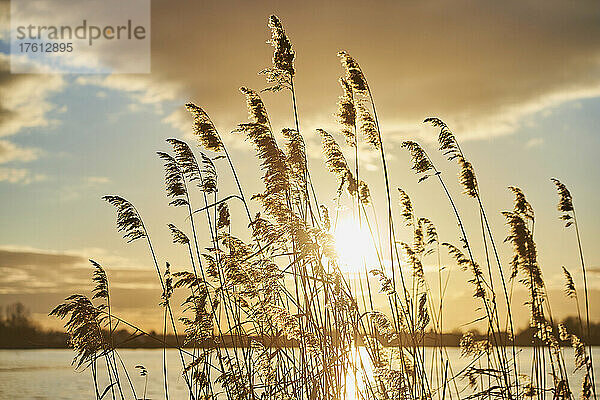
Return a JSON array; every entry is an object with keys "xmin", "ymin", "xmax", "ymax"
[
  {"xmin": 401, "ymin": 141, "xmax": 434, "ymax": 182},
  {"xmin": 102, "ymin": 195, "xmax": 146, "ymax": 243},
  {"xmin": 337, "ymin": 51, "xmax": 368, "ymax": 93},
  {"xmin": 185, "ymin": 103, "xmax": 223, "ymax": 152},
  {"xmin": 168, "ymin": 223, "xmax": 190, "ymax": 245},
  {"xmin": 90, "ymin": 259, "xmax": 108, "ymax": 301},
  {"xmin": 335, "ymin": 78, "xmax": 356, "ymax": 146},
  {"xmin": 551, "ymin": 178, "xmax": 574, "ymax": 227},
  {"xmin": 267, "ymin": 15, "xmax": 295, "ymax": 77}
]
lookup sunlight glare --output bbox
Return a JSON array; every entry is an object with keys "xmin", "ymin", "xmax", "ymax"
[{"xmin": 333, "ymin": 217, "xmax": 378, "ymax": 273}]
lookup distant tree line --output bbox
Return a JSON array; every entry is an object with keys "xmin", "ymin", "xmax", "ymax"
[
  {"xmin": 0, "ymin": 302, "xmax": 67, "ymax": 348},
  {"xmin": 2, "ymin": 303, "xmax": 599, "ymax": 349}
]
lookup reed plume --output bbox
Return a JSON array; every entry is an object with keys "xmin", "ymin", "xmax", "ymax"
[
  {"xmin": 50, "ymin": 295, "xmax": 107, "ymax": 368},
  {"xmin": 417, "ymin": 293, "xmax": 430, "ymax": 330},
  {"xmin": 160, "ymin": 263, "xmax": 173, "ymax": 307},
  {"xmin": 102, "ymin": 195, "xmax": 146, "ymax": 243},
  {"xmin": 235, "ymin": 88, "xmax": 291, "ymax": 212},
  {"xmin": 419, "ymin": 217, "xmax": 438, "ymax": 249},
  {"xmin": 551, "ymin": 177, "xmax": 596, "ymax": 399},
  {"xmin": 369, "ymin": 311, "xmax": 398, "ymax": 342},
  {"xmin": 370, "ymin": 269, "xmax": 395, "ymax": 295},
  {"xmin": 237, "ymin": 124, "xmax": 287, "ymax": 201},
  {"xmin": 509, "ymin": 186, "xmax": 534, "ymax": 222},
  {"xmin": 443, "ymin": 242, "xmax": 485, "ymax": 299},
  {"xmin": 156, "ymin": 151, "xmax": 188, "ymax": 207},
  {"xmin": 185, "ymin": 103, "xmax": 223, "ymax": 152},
  {"xmin": 551, "ymin": 178, "xmax": 574, "ymax": 227},
  {"xmin": 559, "ymin": 324, "xmax": 592, "ymax": 400},
  {"xmin": 400, "ymin": 241, "xmax": 425, "ymax": 284},
  {"xmin": 460, "ymin": 332, "xmax": 491, "ymax": 358},
  {"xmin": 240, "ymin": 86, "xmax": 270, "ymax": 126},
  {"xmin": 90, "ymin": 260, "xmax": 109, "ymax": 301},
  {"xmin": 502, "ymin": 210, "xmax": 543, "ymax": 291},
  {"xmin": 177, "ymin": 283, "xmax": 214, "ymax": 345},
  {"xmin": 267, "ymin": 15, "xmax": 296, "ymax": 79},
  {"xmin": 401, "ymin": 141, "xmax": 435, "ymax": 182},
  {"xmin": 281, "ymin": 127, "xmax": 307, "ymax": 189},
  {"xmin": 355, "ymin": 100, "xmax": 380, "ymax": 149},
  {"xmin": 167, "ymin": 223, "xmax": 190, "ymax": 245},
  {"xmin": 266, "ymin": 15, "xmax": 295, "ymax": 77},
  {"xmin": 335, "ymin": 78, "xmax": 356, "ymax": 146},
  {"xmin": 397, "ymin": 188, "xmax": 414, "ymax": 226},
  {"xmin": 136, "ymin": 365, "xmax": 148, "ymax": 400},
  {"xmin": 425, "ymin": 118, "xmax": 478, "ymax": 197},
  {"xmin": 217, "ymin": 202, "xmax": 230, "ymax": 230},
  {"xmin": 165, "ymin": 138, "xmax": 201, "ymax": 182},
  {"xmin": 563, "ymin": 266, "xmax": 576, "ymax": 298},
  {"xmin": 199, "ymin": 152, "xmax": 218, "ymax": 193},
  {"xmin": 319, "ymin": 128, "xmax": 369, "ymax": 204},
  {"xmin": 337, "ymin": 51, "xmax": 368, "ymax": 94},
  {"xmin": 425, "ymin": 117, "xmax": 460, "ymax": 162}
]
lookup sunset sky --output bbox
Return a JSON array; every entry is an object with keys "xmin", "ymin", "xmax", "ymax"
[{"xmin": 1, "ymin": 0, "xmax": 599, "ymax": 331}]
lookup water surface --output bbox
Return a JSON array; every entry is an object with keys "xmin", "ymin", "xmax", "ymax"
[{"xmin": 1, "ymin": 347, "xmax": 598, "ymax": 399}]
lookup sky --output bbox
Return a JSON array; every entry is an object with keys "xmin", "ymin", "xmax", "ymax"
[{"xmin": 0, "ymin": 0, "xmax": 599, "ymax": 331}]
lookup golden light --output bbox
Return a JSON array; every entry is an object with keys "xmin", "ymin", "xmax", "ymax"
[{"xmin": 333, "ymin": 216, "xmax": 379, "ymax": 272}]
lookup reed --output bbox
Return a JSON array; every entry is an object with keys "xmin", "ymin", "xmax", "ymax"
[{"xmin": 51, "ymin": 14, "xmax": 595, "ymax": 400}]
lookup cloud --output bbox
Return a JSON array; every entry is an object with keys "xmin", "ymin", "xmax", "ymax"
[
  {"xmin": 0, "ymin": 246, "xmax": 86, "ymax": 293},
  {"xmin": 0, "ymin": 246, "xmax": 84, "ymax": 268},
  {"xmin": 0, "ymin": 245, "xmax": 159, "ymax": 295},
  {"xmin": 0, "ymin": 167, "xmax": 47, "ymax": 184},
  {"xmin": 76, "ymin": 75, "xmax": 180, "ymax": 112},
  {"xmin": 0, "ymin": 245, "xmax": 168, "ymax": 329},
  {"xmin": 0, "ymin": 0, "xmax": 8, "ymax": 41},
  {"xmin": 4, "ymin": 1, "xmax": 599, "ymax": 145},
  {"xmin": 162, "ymin": 107, "xmax": 189, "ymax": 134},
  {"xmin": 0, "ymin": 140, "xmax": 41, "ymax": 163},
  {"xmin": 84, "ymin": 176, "xmax": 111, "ymax": 185},
  {"xmin": 136, "ymin": 0, "xmax": 600, "ymax": 143},
  {"xmin": 56, "ymin": 176, "xmax": 112, "ymax": 201},
  {"xmin": 588, "ymin": 267, "xmax": 600, "ymax": 275},
  {"xmin": 0, "ymin": 53, "xmax": 52, "ymax": 176},
  {"xmin": 0, "ymin": 54, "xmax": 66, "ymax": 137},
  {"xmin": 1, "ymin": 244, "xmax": 598, "ymax": 331},
  {"xmin": 525, "ymin": 138, "xmax": 544, "ymax": 148}
]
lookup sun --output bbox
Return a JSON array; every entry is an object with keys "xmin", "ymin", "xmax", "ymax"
[{"xmin": 333, "ymin": 217, "xmax": 378, "ymax": 272}]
